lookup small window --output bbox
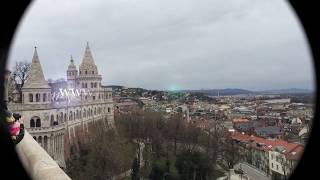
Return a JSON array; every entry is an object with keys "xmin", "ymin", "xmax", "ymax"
[
  {"xmin": 29, "ymin": 93, "xmax": 33, "ymax": 102},
  {"xmin": 85, "ymin": 70, "xmax": 87, "ymax": 74},
  {"xmin": 30, "ymin": 119, "xmax": 35, "ymax": 127},
  {"xmin": 43, "ymin": 93, "xmax": 46, "ymax": 102},
  {"xmin": 50, "ymin": 115, "xmax": 54, "ymax": 126},
  {"xmin": 92, "ymin": 71, "xmax": 94, "ymax": 74},
  {"xmin": 36, "ymin": 118, "xmax": 41, "ymax": 127},
  {"xmin": 36, "ymin": 93, "xmax": 40, "ymax": 102}
]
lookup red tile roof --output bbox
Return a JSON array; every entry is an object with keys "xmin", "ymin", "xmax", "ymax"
[{"xmin": 229, "ymin": 130, "xmax": 303, "ymax": 158}]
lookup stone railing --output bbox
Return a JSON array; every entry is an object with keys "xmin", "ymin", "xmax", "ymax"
[
  {"xmin": 15, "ymin": 130, "xmax": 71, "ymax": 180},
  {"xmin": 28, "ymin": 124, "xmax": 65, "ymax": 133}
]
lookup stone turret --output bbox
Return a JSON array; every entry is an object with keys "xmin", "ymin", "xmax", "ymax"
[
  {"xmin": 78, "ymin": 42, "xmax": 102, "ymax": 102},
  {"xmin": 67, "ymin": 56, "xmax": 78, "ymax": 89},
  {"xmin": 21, "ymin": 47, "xmax": 51, "ymax": 104}
]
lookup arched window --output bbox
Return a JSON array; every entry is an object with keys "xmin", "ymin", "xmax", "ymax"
[
  {"xmin": 33, "ymin": 136, "xmax": 37, "ymax": 140},
  {"xmin": 94, "ymin": 107, "xmax": 97, "ymax": 115},
  {"xmin": 36, "ymin": 93, "xmax": 40, "ymax": 102},
  {"xmin": 74, "ymin": 112, "xmax": 76, "ymax": 120},
  {"xmin": 80, "ymin": 110, "xmax": 82, "ymax": 118},
  {"xmin": 64, "ymin": 113, "xmax": 67, "ymax": 122},
  {"xmin": 76, "ymin": 110, "xmax": 79, "ymax": 119},
  {"xmin": 43, "ymin": 93, "xmax": 46, "ymax": 102},
  {"xmin": 108, "ymin": 107, "xmax": 111, "ymax": 113},
  {"xmin": 60, "ymin": 112, "xmax": 63, "ymax": 123},
  {"xmin": 29, "ymin": 93, "xmax": 33, "ymax": 102},
  {"xmin": 36, "ymin": 118, "xmax": 41, "ymax": 127},
  {"xmin": 50, "ymin": 115, "xmax": 54, "ymax": 126},
  {"xmin": 69, "ymin": 111, "xmax": 73, "ymax": 121},
  {"xmin": 91, "ymin": 82, "xmax": 93, "ymax": 88},
  {"xmin": 30, "ymin": 119, "xmax": 35, "ymax": 127},
  {"xmin": 91, "ymin": 109, "xmax": 93, "ymax": 116}
]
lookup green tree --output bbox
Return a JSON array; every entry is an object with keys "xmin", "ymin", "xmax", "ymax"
[
  {"xmin": 149, "ymin": 160, "xmax": 166, "ymax": 180},
  {"xmin": 175, "ymin": 150, "xmax": 211, "ymax": 180}
]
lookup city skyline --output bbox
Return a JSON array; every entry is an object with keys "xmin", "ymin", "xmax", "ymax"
[{"xmin": 8, "ymin": 0, "xmax": 315, "ymax": 91}]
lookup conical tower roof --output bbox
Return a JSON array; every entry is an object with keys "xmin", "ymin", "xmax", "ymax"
[
  {"xmin": 79, "ymin": 42, "xmax": 98, "ymax": 73},
  {"xmin": 81, "ymin": 42, "xmax": 96, "ymax": 65},
  {"xmin": 22, "ymin": 47, "xmax": 50, "ymax": 89}
]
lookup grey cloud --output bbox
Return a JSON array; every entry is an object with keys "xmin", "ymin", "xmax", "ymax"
[{"xmin": 8, "ymin": 0, "xmax": 315, "ymax": 91}]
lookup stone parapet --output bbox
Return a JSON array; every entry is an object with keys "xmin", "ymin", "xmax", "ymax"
[
  {"xmin": 28, "ymin": 124, "xmax": 65, "ymax": 134},
  {"xmin": 15, "ymin": 130, "xmax": 71, "ymax": 180}
]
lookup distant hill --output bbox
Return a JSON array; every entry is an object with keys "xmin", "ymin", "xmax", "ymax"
[
  {"xmin": 257, "ymin": 88, "xmax": 314, "ymax": 94},
  {"xmin": 178, "ymin": 88, "xmax": 314, "ymax": 96},
  {"xmin": 179, "ymin": 89, "xmax": 253, "ymax": 96}
]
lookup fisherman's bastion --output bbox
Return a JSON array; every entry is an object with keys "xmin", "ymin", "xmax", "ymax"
[{"xmin": 6, "ymin": 43, "xmax": 114, "ymax": 168}]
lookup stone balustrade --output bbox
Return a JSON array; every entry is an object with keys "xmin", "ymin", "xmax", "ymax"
[
  {"xmin": 28, "ymin": 124, "xmax": 65, "ymax": 133},
  {"xmin": 15, "ymin": 130, "xmax": 71, "ymax": 180}
]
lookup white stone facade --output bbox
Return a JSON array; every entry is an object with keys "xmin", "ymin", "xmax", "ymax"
[{"xmin": 8, "ymin": 43, "xmax": 114, "ymax": 168}]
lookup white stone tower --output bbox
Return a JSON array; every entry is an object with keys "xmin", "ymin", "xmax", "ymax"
[
  {"xmin": 21, "ymin": 47, "xmax": 51, "ymax": 105},
  {"xmin": 78, "ymin": 42, "xmax": 102, "ymax": 101}
]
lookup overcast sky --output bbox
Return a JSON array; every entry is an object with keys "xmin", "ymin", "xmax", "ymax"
[{"xmin": 8, "ymin": 0, "xmax": 315, "ymax": 91}]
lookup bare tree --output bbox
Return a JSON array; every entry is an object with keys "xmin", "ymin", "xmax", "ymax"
[
  {"xmin": 11, "ymin": 61, "xmax": 32, "ymax": 92},
  {"xmin": 7, "ymin": 75, "xmax": 16, "ymax": 102},
  {"xmin": 165, "ymin": 112, "xmax": 185, "ymax": 155},
  {"xmin": 220, "ymin": 132, "xmax": 241, "ymax": 170}
]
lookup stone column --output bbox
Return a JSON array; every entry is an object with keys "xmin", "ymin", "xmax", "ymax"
[
  {"xmin": 54, "ymin": 135, "xmax": 57, "ymax": 156},
  {"xmin": 4, "ymin": 70, "xmax": 10, "ymax": 103},
  {"xmin": 59, "ymin": 134, "xmax": 61, "ymax": 156},
  {"xmin": 47, "ymin": 135, "xmax": 51, "ymax": 156}
]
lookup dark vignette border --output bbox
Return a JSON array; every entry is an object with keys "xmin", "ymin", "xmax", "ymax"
[
  {"xmin": 288, "ymin": 1, "xmax": 319, "ymax": 180},
  {"xmin": 0, "ymin": 0, "xmax": 32, "ymax": 179},
  {"xmin": 0, "ymin": 1, "xmax": 318, "ymax": 179}
]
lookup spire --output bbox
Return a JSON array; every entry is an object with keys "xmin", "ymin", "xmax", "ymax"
[
  {"xmin": 22, "ymin": 47, "xmax": 50, "ymax": 89},
  {"xmin": 32, "ymin": 46, "xmax": 39, "ymax": 63},
  {"xmin": 70, "ymin": 55, "xmax": 74, "ymax": 64},
  {"xmin": 81, "ymin": 41, "xmax": 96, "ymax": 65},
  {"xmin": 68, "ymin": 55, "xmax": 77, "ymax": 70}
]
